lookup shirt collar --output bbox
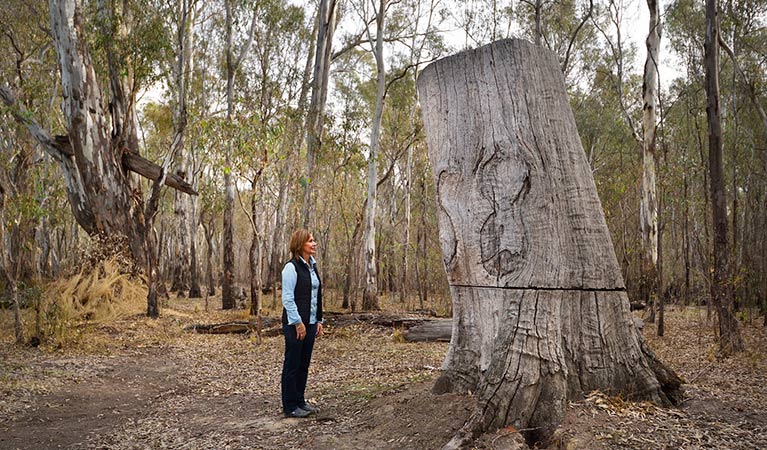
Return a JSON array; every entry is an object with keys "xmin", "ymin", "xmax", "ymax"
[{"xmin": 297, "ymin": 255, "xmax": 316, "ymax": 267}]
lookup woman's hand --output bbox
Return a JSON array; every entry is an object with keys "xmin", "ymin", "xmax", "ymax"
[
  {"xmin": 316, "ymin": 322, "xmax": 323, "ymax": 337},
  {"xmin": 295, "ymin": 322, "xmax": 306, "ymax": 340}
]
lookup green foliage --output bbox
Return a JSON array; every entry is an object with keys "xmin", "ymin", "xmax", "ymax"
[{"xmin": 84, "ymin": 0, "xmax": 172, "ymax": 87}]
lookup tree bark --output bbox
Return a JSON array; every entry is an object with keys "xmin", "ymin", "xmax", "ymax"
[
  {"xmin": 188, "ymin": 193, "xmax": 202, "ymax": 298},
  {"xmin": 303, "ymin": 0, "xmax": 337, "ymax": 228},
  {"xmin": 221, "ymin": 0, "xmax": 257, "ymax": 309},
  {"xmin": 202, "ymin": 213, "xmax": 216, "ymax": 296},
  {"xmin": 248, "ymin": 184, "xmax": 262, "ymax": 318},
  {"xmin": 362, "ymin": 0, "xmax": 387, "ymax": 311},
  {"xmin": 641, "ymin": 0, "xmax": 661, "ymax": 328},
  {"xmin": 417, "ymin": 39, "xmax": 681, "ymax": 447},
  {"xmin": 170, "ymin": 0, "xmax": 196, "ymax": 295},
  {"xmin": 704, "ymin": 0, "xmax": 744, "ymax": 353}
]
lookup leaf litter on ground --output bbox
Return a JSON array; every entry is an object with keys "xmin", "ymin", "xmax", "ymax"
[{"xmin": 1, "ymin": 294, "xmax": 766, "ymax": 449}]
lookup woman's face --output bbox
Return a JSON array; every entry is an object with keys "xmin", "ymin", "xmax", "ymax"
[{"xmin": 301, "ymin": 234, "xmax": 317, "ymax": 258}]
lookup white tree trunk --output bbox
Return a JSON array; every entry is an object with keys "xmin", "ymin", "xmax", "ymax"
[
  {"xmin": 641, "ymin": 0, "xmax": 661, "ymax": 323},
  {"xmin": 303, "ymin": 0, "xmax": 337, "ymax": 227},
  {"xmin": 48, "ymin": 0, "xmax": 150, "ymax": 264},
  {"xmin": 417, "ymin": 39, "xmax": 681, "ymax": 447},
  {"xmin": 362, "ymin": 0, "xmax": 387, "ymax": 311},
  {"xmin": 171, "ymin": 0, "xmax": 196, "ymax": 295}
]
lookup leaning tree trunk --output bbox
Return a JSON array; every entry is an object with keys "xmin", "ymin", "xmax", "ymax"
[
  {"xmin": 417, "ymin": 39, "xmax": 681, "ymax": 448},
  {"xmin": 48, "ymin": 0, "xmax": 146, "ymax": 264}
]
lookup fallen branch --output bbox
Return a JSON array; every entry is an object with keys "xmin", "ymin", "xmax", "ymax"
[
  {"xmin": 186, "ymin": 318, "xmax": 275, "ymax": 334},
  {"xmin": 323, "ymin": 311, "xmax": 453, "ymax": 342}
]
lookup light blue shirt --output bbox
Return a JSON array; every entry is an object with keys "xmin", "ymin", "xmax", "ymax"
[{"xmin": 282, "ymin": 255, "xmax": 320, "ymax": 325}]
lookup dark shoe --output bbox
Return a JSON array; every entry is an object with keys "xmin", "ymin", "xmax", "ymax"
[
  {"xmin": 300, "ymin": 402, "xmax": 318, "ymax": 414},
  {"xmin": 284, "ymin": 407, "xmax": 311, "ymax": 418}
]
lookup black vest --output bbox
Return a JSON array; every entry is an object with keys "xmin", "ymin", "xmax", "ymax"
[{"xmin": 282, "ymin": 257, "xmax": 323, "ymax": 326}]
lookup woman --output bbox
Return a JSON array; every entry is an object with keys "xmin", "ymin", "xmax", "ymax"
[{"xmin": 281, "ymin": 229, "xmax": 323, "ymax": 418}]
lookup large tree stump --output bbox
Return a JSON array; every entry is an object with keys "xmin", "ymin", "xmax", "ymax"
[{"xmin": 417, "ymin": 39, "xmax": 681, "ymax": 448}]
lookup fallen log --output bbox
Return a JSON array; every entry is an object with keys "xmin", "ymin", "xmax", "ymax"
[
  {"xmin": 186, "ymin": 321, "xmax": 252, "ymax": 334},
  {"xmin": 403, "ymin": 319, "xmax": 453, "ymax": 342},
  {"xmin": 186, "ymin": 313, "xmax": 453, "ymax": 341},
  {"xmin": 323, "ymin": 311, "xmax": 442, "ymax": 328},
  {"xmin": 630, "ymin": 301, "xmax": 647, "ymax": 311},
  {"xmin": 186, "ymin": 318, "xmax": 275, "ymax": 334}
]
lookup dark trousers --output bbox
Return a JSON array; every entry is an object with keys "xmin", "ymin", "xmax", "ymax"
[{"xmin": 281, "ymin": 322, "xmax": 317, "ymax": 413}]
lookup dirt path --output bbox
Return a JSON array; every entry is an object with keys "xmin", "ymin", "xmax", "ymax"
[
  {"xmin": 1, "ymin": 326, "xmax": 457, "ymax": 450},
  {"xmin": 1, "ymin": 352, "xmax": 184, "ymax": 449},
  {"xmin": 2, "ymin": 307, "xmax": 766, "ymax": 450}
]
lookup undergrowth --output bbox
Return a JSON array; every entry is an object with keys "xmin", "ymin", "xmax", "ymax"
[{"xmin": 31, "ymin": 258, "xmax": 147, "ymax": 347}]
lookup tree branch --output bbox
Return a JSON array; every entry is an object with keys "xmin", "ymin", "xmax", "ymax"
[
  {"xmin": 0, "ymin": 85, "xmax": 68, "ymax": 162},
  {"xmin": 718, "ymin": 35, "xmax": 767, "ymax": 136},
  {"xmin": 1, "ymin": 85, "xmax": 197, "ymax": 195},
  {"xmin": 123, "ymin": 152, "xmax": 198, "ymax": 195},
  {"xmin": 561, "ymin": 0, "xmax": 594, "ymax": 74}
]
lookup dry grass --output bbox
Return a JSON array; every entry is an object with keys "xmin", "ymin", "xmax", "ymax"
[{"xmin": 0, "ymin": 258, "xmax": 147, "ymax": 349}]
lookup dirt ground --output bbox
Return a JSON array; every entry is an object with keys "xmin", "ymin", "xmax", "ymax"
[{"xmin": 1, "ymin": 296, "xmax": 766, "ymax": 450}]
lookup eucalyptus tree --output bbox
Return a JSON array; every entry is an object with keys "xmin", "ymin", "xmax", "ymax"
[
  {"xmin": 221, "ymin": 0, "xmax": 311, "ymax": 316},
  {"xmin": 185, "ymin": 5, "xmax": 222, "ymax": 298},
  {"xmin": 515, "ymin": 0, "xmax": 596, "ymax": 81},
  {"xmin": 247, "ymin": 0, "xmax": 310, "ymax": 306},
  {"xmin": 394, "ymin": 0, "xmax": 447, "ymax": 304},
  {"xmin": 0, "ymin": 0, "xmax": 57, "ymax": 330},
  {"xmin": 353, "ymin": 0, "xmax": 388, "ymax": 310},
  {"xmin": 665, "ymin": 0, "xmax": 711, "ymax": 309},
  {"xmin": 717, "ymin": 0, "xmax": 767, "ymax": 325},
  {"xmin": 591, "ymin": 0, "xmax": 670, "ymax": 317},
  {"xmin": 0, "ymin": 0, "xmax": 197, "ymax": 317},
  {"xmin": 220, "ymin": 0, "xmax": 258, "ymax": 310},
  {"xmin": 326, "ymin": 62, "xmax": 370, "ymax": 310},
  {"xmin": 0, "ymin": 120, "xmax": 38, "ymax": 344},
  {"xmin": 642, "ymin": 0, "xmax": 662, "ymax": 333},
  {"xmin": 266, "ymin": 4, "xmax": 316, "ymax": 294},
  {"xmin": 302, "ymin": 0, "xmax": 338, "ymax": 228},
  {"xmin": 168, "ymin": 0, "xmax": 199, "ymax": 296},
  {"xmin": 335, "ymin": 0, "xmax": 447, "ymax": 310},
  {"xmin": 704, "ymin": 0, "xmax": 744, "ymax": 352}
]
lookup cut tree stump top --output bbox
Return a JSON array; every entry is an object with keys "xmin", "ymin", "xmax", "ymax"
[{"xmin": 417, "ymin": 39, "xmax": 624, "ymax": 291}]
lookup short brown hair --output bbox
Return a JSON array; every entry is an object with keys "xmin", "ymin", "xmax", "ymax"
[{"xmin": 289, "ymin": 229, "xmax": 312, "ymax": 258}]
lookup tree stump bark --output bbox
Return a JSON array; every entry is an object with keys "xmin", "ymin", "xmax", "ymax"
[{"xmin": 417, "ymin": 39, "xmax": 681, "ymax": 448}]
